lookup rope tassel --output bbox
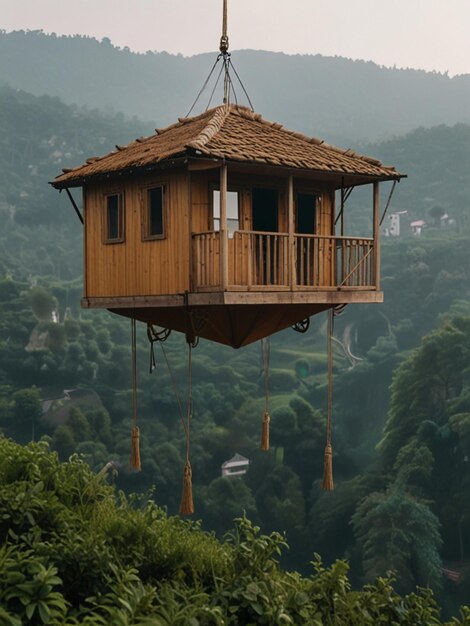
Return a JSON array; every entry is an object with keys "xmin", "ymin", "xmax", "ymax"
[
  {"xmin": 260, "ymin": 411, "xmax": 270, "ymax": 451},
  {"xmin": 322, "ymin": 443, "xmax": 333, "ymax": 491},
  {"xmin": 131, "ymin": 425, "xmax": 141, "ymax": 471},
  {"xmin": 179, "ymin": 459, "xmax": 194, "ymax": 516}
]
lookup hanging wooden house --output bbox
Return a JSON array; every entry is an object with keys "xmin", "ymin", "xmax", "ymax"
[{"xmin": 52, "ymin": 104, "xmax": 404, "ymax": 347}]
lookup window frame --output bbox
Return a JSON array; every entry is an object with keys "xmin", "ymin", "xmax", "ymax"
[
  {"xmin": 103, "ymin": 191, "xmax": 125, "ymax": 244},
  {"xmin": 211, "ymin": 186, "xmax": 241, "ymax": 238},
  {"xmin": 141, "ymin": 184, "xmax": 166, "ymax": 241}
]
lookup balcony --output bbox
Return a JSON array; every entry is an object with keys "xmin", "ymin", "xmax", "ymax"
[{"xmin": 192, "ymin": 230, "xmax": 376, "ymax": 292}]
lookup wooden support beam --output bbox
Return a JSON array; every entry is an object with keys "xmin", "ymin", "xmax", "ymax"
[
  {"xmin": 220, "ymin": 164, "xmax": 229, "ymax": 289},
  {"xmin": 64, "ymin": 188, "xmax": 84, "ymax": 224},
  {"xmin": 373, "ymin": 182, "xmax": 380, "ymax": 290},
  {"xmin": 188, "ymin": 172, "xmax": 194, "ymax": 292},
  {"xmin": 288, "ymin": 175, "xmax": 295, "ymax": 290},
  {"xmin": 187, "ymin": 159, "xmax": 222, "ymax": 171}
]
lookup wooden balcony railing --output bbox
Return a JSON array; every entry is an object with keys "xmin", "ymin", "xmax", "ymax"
[
  {"xmin": 232, "ymin": 231, "xmax": 290, "ymax": 287},
  {"xmin": 192, "ymin": 231, "xmax": 376, "ymax": 291},
  {"xmin": 192, "ymin": 231, "xmax": 221, "ymax": 288}
]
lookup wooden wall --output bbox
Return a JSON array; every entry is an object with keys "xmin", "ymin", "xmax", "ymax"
[
  {"xmin": 84, "ymin": 169, "xmax": 190, "ymax": 298},
  {"xmin": 84, "ymin": 166, "xmax": 335, "ymax": 299}
]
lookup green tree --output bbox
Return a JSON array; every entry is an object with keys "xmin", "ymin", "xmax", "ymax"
[
  {"xmin": 352, "ymin": 486, "xmax": 442, "ymax": 593},
  {"xmin": 11, "ymin": 387, "xmax": 43, "ymax": 443},
  {"xmin": 51, "ymin": 425, "xmax": 75, "ymax": 459},
  {"xmin": 67, "ymin": 407, "xmax": 91, "ymax": 442},
  {"xmin": 200, "ymin": 477, "xmax": 258, "ymax": 534},
  {"xmin": 30, "ymin": 287, "xmax": 56, "ymax": 321},
  {"xmin": 379, "ymin": 318, "xmax": 470, "ymax": 468}
]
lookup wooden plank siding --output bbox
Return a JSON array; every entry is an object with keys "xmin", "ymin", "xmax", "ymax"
[
  {"xmin": 84, "ymin": 166, "xmax": 343, "ymax": 299},
  {"xmin": 84, "ymin": 170, "xmax": 190, "ymax": 298}
]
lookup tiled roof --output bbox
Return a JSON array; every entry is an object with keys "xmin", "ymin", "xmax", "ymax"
[
  {"xmin": 52, "ymin": 105, "xmax": 403, "ymax": 187},
  {"xmin": 221, "ymin": 453, "xmax": 249, "ymax": 468}
]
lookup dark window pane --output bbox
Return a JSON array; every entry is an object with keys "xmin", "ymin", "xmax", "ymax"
[
  {"xmin": 252, "ymin": 188, "xmax": 278, "ymax": 232},
  {"xmin": 297, "ymin": 193, "xmax": 316, "ymax": 234},
  {"xmin": 107, "ymin": 194, "xmax": 120, "ymax": 239},
  {"xmin": 148, "ymin": 188, "xmax": 163, "ymax": 236}
]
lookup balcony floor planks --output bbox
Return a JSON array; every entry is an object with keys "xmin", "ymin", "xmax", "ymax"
[{"xmin": 82, "ymin": 289, "xmax": 383, "ymax": 310}]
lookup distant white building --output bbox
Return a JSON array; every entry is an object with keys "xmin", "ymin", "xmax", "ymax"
[
  {"xmin": 410, "ymin": 219, "xmax": 426, "ymax": 236},
  {"xmin": 384, "ymin": 210, "xmax": 408, "ymax": 237},
  {"xmin": 221, "ymin": 453, "xmax": 250, "ymax": 477}
]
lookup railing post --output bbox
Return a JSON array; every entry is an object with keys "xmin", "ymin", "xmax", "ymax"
[
  {"xmin": 288, "ymin": 174, "xmax": 295, "ymax": 290},
  {"xmin": 373, "ymin": 182, "xmax": 380, "ymax": 290},
  {"xmin": 220, "ymin": 164, "xmax": 229, "ymax": 289}
]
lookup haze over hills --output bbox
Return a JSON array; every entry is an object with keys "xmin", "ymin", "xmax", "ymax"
[
  {"xmin": 1, "ymin": 29, "xmax": 470, "ymax": 144},
  {"xmin": 3, "ymin": 25, "xmax": 470, "ymax": 618}
]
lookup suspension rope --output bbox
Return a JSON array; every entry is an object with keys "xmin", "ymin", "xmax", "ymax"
[
  {"xmin": 180, "ymin": 342, "xmax": 194, "ymax": 515},
  {"xmin": 206, "ymin": 60, "xmax": 226, "ymax": 111},
  {"xmin": 229, "ymin": 59, "xmax": 254, "ymax": 111},
  {"xmin": 185, "ymin": 56, "xmax": 221, "ymax": 118},
  {"xmin": 147, "ymin": 324, "xmax": 171, "ymax": 373},
  {"xmin": 220, "ymin": 0, "xmax": 229, "ymax": 53},
  {"xmin": 260, "ymin": 337, "xmax": 270, "ymax": 451},
  {"xmin": 186, "ymin": 343, "xmax": 193, "ymax": 459},
  {"xmin": 130, "ymin": 317, "xmax": 141, "ymax": 471},
  {"xmin": 159, "ymin": 342, "xmax": 189, "ymax": 440},
  {"xmin": 185, "ymin": 0, "xmax": 254, "ymax": 115},
  {"xmin": 322, "ymin": 309, "xmax": 334, "ymax": 490}
]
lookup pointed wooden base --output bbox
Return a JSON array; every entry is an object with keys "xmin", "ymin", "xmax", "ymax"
[{"xmin": 82, "ymin": 290, "xmax": 382, "ymax": 348}]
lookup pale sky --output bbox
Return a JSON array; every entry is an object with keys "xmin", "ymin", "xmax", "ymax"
[{"xmin": 1, "ymin": 0, "xmax": 469, "ymax": 76}]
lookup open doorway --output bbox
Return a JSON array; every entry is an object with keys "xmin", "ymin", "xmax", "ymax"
[
  {"xmin": 252, "ymin": 188, "xmax": 279, "ymax": 285},
  {"xmin": 252, "ymin": 188, "xmax": 278, "ymax": 232},
  {"xmin": 296, "ymin": 193, "xmax": 316, "ymax": 234}
]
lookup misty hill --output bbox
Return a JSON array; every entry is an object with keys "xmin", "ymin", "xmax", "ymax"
[
  {"xmin": 1, "ymin": 84, "xmax": 469, "ymax": 282},
  {"xmin": 3, "ymin": 84, "xmax": 470, "ymax": 613},
  {"xmin": 1, "ymin": 30, "xmax": 470, "ymax": 144},
  {"xmin": 0, "ymin": 85, "xmax": 149, "ymax": 279}
]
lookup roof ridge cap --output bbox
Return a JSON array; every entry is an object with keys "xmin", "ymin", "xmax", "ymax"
[
  {"xmin": 154, "ymin": 107, "xmax": 220, "ymax": 136},
  {"xmin": 187, "ymin": 105, "xmax": 231, "ymax": 151}
]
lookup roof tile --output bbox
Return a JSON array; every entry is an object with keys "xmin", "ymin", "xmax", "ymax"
[{"xmin": 53, "ymin": 104, "xmax": 403, "ymax": 187}]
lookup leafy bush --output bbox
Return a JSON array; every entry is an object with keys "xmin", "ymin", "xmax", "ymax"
[{"xmin": 0, "ymin": 437, "xmax": 468, "ymax": 624}]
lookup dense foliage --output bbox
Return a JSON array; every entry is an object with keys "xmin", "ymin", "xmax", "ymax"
[
  {"xmin": 1, "ymin": 49, "xmax": 470, "ymax": 618},
  {"xmin": 1, "ymin": 437, "xmax": 469, "ymax": 625}
]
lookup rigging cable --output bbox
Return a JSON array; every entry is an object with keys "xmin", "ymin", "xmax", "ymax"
[
  {"xmin": 185, "ymin": 0, "xmax": 254, "ymax": 116},
  {"xmin": 179, "ymin": 342, "xmax": 194, "ymax": 515},
  {"xmin": 322, "ymin": 309, "xmax": 334, "ymax": 490},
  {"xmin": 130, "ymin": 317, "xmax": 141, "ymax": 471},
  {"xmin": 379, "ymin": 180, "xmax": 398, "ymax": 226},
  {"xmin": 260, "ymin": 337, "xmax": 270, "ymax": 451}
]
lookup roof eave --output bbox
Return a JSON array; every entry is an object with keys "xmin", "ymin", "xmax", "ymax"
[
  {"xmin": 50, "ymin": 156, "xmax": 189, "ymax": 189},
  {"xmin": 219, "ymin": 157, "xmax": 405, "ymax": 187}
]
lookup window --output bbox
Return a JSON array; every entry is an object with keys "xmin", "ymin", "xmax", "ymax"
[
  {"xmin": 296, "ymin": 193, "xmax": 317, "ymax": 234},
  {"xmin": 105, "ymin": 193, "xmax": 124, "ymax": 242},
  {"xmin": 143, "ymin": 186, "xmax": 165, "ymax": 239},
  {"xmin": 213, "ymin": 190, "xmax": 239, "ymax": 238},
  {"xmin": 252, "ymin": 188, "xmax": 278, "ymax": 233}
]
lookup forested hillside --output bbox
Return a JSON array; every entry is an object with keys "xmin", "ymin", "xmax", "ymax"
[
  {"xmin": 1, "ymin": 30, "xmax": 470, "ymax": 143},
  {"xmin": 3, "ymin": 438, "xmax": 467, "ymax": 625},
  {"xmin": 1, "ymin": 74, "xmax": 470, "ymax": 617},
  {"xmin": 0, "ymin": 85, "xmax": 149, "ymax": 279}
]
